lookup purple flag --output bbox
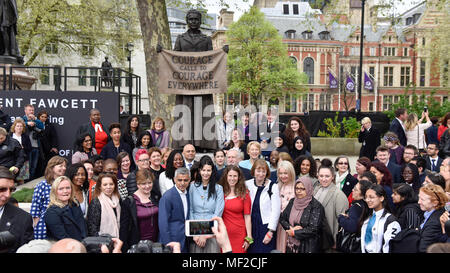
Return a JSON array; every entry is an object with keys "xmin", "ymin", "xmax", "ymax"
[
  {"xmin": 329, "ymin": 71, "xmax": 338, "ymax": 89},
  {"xmin": 346, "ymin": 75, "xmax": 355, "ymax": 92},
  {"xmin": 364, "ymin": 72, "xmax": 374, "ymax": 91}
]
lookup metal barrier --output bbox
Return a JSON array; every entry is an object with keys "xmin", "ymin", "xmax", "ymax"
[{"xmin": 0, "ymin": 65, "xmax": 142, "ymax": 115}]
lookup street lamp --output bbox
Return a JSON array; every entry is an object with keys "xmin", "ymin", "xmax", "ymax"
[
  {"xmin": 127, "ymin": 42, "xmax": 134, "ymax": 114},
  {"xmin": 357, "ymin": 0, "xmax": 366, "ymax": 113}
]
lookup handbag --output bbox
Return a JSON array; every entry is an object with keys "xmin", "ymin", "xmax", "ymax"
[{"xmin": 335, "ymin": 227, "xmax": 361, "ymax": 253}]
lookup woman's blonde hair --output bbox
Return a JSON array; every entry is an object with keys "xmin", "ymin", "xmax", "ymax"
[
  {"xmin": 246, "ymin": 141, "xmax": 261, "ymax": 153},
  {"xmin": 277, "ymin": 160, "xmax": 296, "ymax": 189},
  {"xmin": 361, "ymin": 117, "xmax": 371, "ymax": 125},
  {"xmin": 420, "ymin": 183, "xmax": 449, "ymax": 209},
  {"xmin": 10, "ymin": 118, "xmax": 26, "ymax": 134},
  {"xmin": 404, "ymin": 113, "xmax": 419, "ymax": 131},
  {"xmin": 48, "ymin": 176, "xmax": 75, "ymax": 208},
  {"xmin": 151, "ymin": 117, "xmax": 166, "ymax": 130}
]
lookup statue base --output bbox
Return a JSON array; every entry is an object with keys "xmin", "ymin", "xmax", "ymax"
[{"xmin": 0, "ymin": 61, "xmax": 37, "ymax": 90}]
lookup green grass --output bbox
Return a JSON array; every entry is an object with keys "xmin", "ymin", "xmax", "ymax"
[{"xmin": 12, "ymin": 188, "xmax": 34, "ymax": 203}]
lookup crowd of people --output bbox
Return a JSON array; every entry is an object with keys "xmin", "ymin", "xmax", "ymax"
[{"xmin": 1, "ymin": 105, "xmax": 450, "ymax": 254}]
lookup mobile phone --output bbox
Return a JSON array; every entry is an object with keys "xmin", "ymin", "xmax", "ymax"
[
  {"xmin": 185, "ymin": 220, "xmax": 218, "ymax": 237},
  {"xmin": 445, "ymin": 202, "xmax": 450, "ymax": 213},
  {"xmin": 424, "ymin": 106, "xmax": 428, "ymax": 112}
]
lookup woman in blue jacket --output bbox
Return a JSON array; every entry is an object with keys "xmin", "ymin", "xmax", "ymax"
[{"xmin": 45, "ymin": 176, "xmax": 87, "ymax": 241}]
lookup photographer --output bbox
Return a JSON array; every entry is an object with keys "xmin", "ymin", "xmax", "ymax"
[{"xmin": 0, "ymin": 166, "xmax": 33, "ymax": 253}]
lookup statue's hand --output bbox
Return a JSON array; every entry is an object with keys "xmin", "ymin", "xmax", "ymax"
[
  {"xmin": 222, "ymin": 45, "xmax": 229, "ymax": 54},
  {"xmin": 156, "ymin": 44, "xmax": 163, "ymax": 53}
]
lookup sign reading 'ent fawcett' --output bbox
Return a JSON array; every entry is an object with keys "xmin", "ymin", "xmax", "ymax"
[{"xmin": 158, "ymin": 49, "xmax": 227, "ymax": 95}]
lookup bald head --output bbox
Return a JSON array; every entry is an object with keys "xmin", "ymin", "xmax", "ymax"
[
  {"xmin": 48, "ymin": 239, "xmax": 86, "ymax": 253},
  {"xmin": 182, "ymin": 144, "xmax": 196, "ymax": 162}
]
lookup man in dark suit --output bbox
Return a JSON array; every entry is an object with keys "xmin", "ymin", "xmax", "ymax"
[
  {"xmin": 376, "ymin": 146, "xmax": 401, "ymax": 184},
  {"xmin": 158, "ymin": 167, "xmax": 190, "ymax": 252},
  {"xmin": 389, "ymin": 108, "xmax": 408, "ymax": 147},
  {"xmin": 0, "ymin": 166, "xmax": 33, "ymax": 253},
  {"xmin": 424, "ymin": 143, "xmax": 443, "ymax": 172},
  {"xmin": 75, "ymin": 108, "xmax": 110, "ymax": 155}
]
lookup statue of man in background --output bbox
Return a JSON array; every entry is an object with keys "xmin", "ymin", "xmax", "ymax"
[
  {"xmin": 101, "ymin": 56, "xmax": 113, "ymax": 87},
  {"xmin": 0, "ymin": 0, "xmax": 22, "ymax": 63}
]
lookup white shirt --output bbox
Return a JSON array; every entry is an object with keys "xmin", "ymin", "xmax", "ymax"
[
  {"xmin": 396, "ymin": 117, "xmax": 406, "ymax": 132},
  {"xmin": 185, "ymin": 160, "xmax": 194, "ymax": 170},
  {"xmin": 0, "ymin": 205, "xmax": 4, "ymax": 221},
  {"xmin": 361, "ymin": 209, "xmax": 401, "ymax": 253},
  {"xmin": 12, "ymin": 133, "xmax": 22, "ymax": 145},
  {"xmin": 176, "ymin": 186, "xmax": 188, "ymax": 219}
]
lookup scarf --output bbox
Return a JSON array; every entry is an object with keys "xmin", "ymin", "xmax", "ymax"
[
  {"xmin": 286, "ymin": 177, "xmax": 313, "ymax": 252},
  {"xmin": 150, "ymin": 129, "xmax": 165, "ymax": 147},
  {"xmin": 335, "ymin": 171, "xmax": 349, "ymax": 190},
  {"xmin": 98, "ymin": 192, "xmax": 121, "ymax": 238},
  {"xmin": 289, "ymin": 136, "xmax": 307, "ymax": 160}
]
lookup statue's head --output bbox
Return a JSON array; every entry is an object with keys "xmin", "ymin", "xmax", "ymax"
[
  {"xmin": 186, "ymin": 9, "xmax": 202, "ymax": 30},
  {"xmin": 105, "ymin": 56, "xmax": 109, "ymax": 60}
]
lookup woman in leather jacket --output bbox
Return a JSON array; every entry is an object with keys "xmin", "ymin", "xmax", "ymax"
[{"xmin": 279, "ymin": 176, "xmax": 325, "ymax": 253}]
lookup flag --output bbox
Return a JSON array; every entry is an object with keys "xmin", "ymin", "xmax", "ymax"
[
  {"xmin": 329, "ymin": 71, "xmax": 338, "ymax": 89},
  {"xmin": 346, "ymin": 75, "xmax": 355, "ymax": 92},
  {"xmin": 364, "ymin": 72, "xmax": 374, "ymax": 91}
]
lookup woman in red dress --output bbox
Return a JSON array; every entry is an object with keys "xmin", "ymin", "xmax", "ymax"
[{"xmin": 218, "ymin": 165, "xmax": 252, "ymax": 253}]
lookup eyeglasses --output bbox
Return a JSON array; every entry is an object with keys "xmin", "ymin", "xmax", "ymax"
[
  {"xmin": 337, "ymin": 162, "xmax": 348, "ymax": 165},
  {"xmin": 0, "ymin": 186, "xmax": 16, "ymax": 193},
  {"xmin": 138, "ymin": 159, "xmax": 150, "ymax": 163}
]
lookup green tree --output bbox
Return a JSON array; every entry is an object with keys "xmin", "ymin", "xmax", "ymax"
[
  {"xmin": 226, "ymin": 6, "xmax": 308, "ymax": 110},
  {"xmin": 17, "ymin": 0, "xmax": 141, "ymax": 66}
]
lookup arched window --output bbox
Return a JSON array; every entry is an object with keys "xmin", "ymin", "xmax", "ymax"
[
  {"xmin": 285, "ymin": 30, "xmax": 296, "ymax": 39},
  {"xmin": 303, "ymin": 57, "xmax": 314, "ymax": 84},
  {"xmin": 289, "ymin": 56, "xmax": 297, "ymax": 66}
]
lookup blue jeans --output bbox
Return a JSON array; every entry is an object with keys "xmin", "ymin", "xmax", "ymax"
[{"xmin": 29, "ymin": 147, "xmax": 40, "ymax": 180}]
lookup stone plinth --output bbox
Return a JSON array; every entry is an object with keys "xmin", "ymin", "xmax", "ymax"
[{"xmin": 0, "ymin": 61, "xmax": 37, "ymax": 90}]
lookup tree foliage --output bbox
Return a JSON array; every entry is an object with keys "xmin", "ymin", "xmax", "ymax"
[
  {"xmin": 17, "ymin": 0, "xmax": 141, "ymax": 66},
  {"xmin": 226, "ymin": 6, "xmax": 307, "ymax": 108}
]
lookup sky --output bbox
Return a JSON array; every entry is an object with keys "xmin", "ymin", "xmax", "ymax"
[{"xmin": 199, "ymin": 0, "xmax": 424, "ymax": 22}]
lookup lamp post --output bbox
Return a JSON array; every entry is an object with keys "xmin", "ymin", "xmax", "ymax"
[
  {"xmin": 357, "ymin": 0, "xmax": 366, "ymax": 113},
  {"xmin": 127, "ymin": 42, "xmax": 134, "ymax": 114}
]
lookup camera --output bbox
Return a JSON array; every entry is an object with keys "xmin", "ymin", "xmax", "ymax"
[
  {"xmin": 127, "ymin": 240, "xmax": 172, "ymax": 253},
  {"xmin": 0, "ymin": 231, "xmax": 16, "ymax": 253},
  {"xmin": 82, "ymin": 234, "xmax": 114, "ymax": 253},
  {"xmin": 424, "ymin": 106, "xmax": 428, "ymax": 113}
]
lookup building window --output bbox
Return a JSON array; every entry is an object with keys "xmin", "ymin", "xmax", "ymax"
[
  {"xmin": 285, "ymin": 93, "xmax": 297, "ymax": 113},
  {"xmin": 422, "ymin": 37, "xmax": 426, "ymax": 46},
  {"xmin": 420, "ymin": 59, "xmax": 426, "ymax": 87},
  {"xmin": 302, "ymin": 31, "xmax": 313, "ymax": 40},
  {"xmin": 406, "ymin": 17, "xmax": 413, "ymax": 25},
  {"xmin": 90, "ymin": 69, "xmax": 98, "ymax": 86},
  {"xmin": 351, "ymin": 66, "xmax": 359, "ymax": 77},
  {"xmin": 78, "ymin": 68, "xmax": 87, "ymax": 86},
  {"xmin": 383, "ymin": 66, "xmax": 394, "ymax": 87},
  {"xmin": 369, "ymin": 67, "xmax": 375, "ymax": 78},
  {"xmin": 45, "ymin": 43, "xmax": 58, "ymax": 54},
  {"xmin": 285, "ymin": 30, "xmax": 296, "ymax": 39},
  {"xmin": 370, "ymin": 47, "xmax": 376, "ymax": 56},
  {"xmin": 289, "ymin": 56, "xmax": 297, "ymax": 66},
  {"xmin": 443, "ymin": 96, "xmax": 448, "ymax": 105},
  {"xmin": 369, "ymin": 102, "xmax": 374, "ymax": 112},
  {"xmin": 303, "ymin": 57, "xmax": 314, "ymax": 84},
  {"xmin": 40, "ymin": 67, "xmax": 50, "ymax": 85},
  {"xmin": 442, "ymin": 60, "xmax": 449, "ymax": 87},
  {"xmin": 81, "ymin": 44, "xmax": 94, "ymax": 56},
  {"xmin": 283, "ymin": 4, "xmax": 289, "ymax": 15},
  {"xmin": 400, "ymin": 67, "xmax": 410, "ymax": 87},
  {"xmin": 302, "ymin": 94, "xmax": 315, "ymax": 112},
  {"xmin": 293, "ymin": 4, "xmax": 299, "ymax": 15},
  {"xmin": 383, "ymin": 95, "xmax": 400, "ymax": 111},
  {"xmin": 383, "ymin": 47, "xmax": 396, "ymax": 56},
  {"xmin": 319, "ymin": 94, "xmax": 331, "ymax": 111},
  {"xmin": 318, "ymin": 31, "xmax": 330, "ymax": 40},
  {"xmin": 403, "ymin": 47, "xmax": 408, "ymax": 57}
]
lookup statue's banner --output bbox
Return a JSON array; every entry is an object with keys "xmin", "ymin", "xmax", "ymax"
[{"xmin": 158, "ymin": 49, "xmax": 227, "ymax": 95}]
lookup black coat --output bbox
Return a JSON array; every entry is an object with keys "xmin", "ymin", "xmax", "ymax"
[
  {"xmin": 0, "ymin": 135, "xmax": 25, "ymax": 169},
  {"xmin": 358, "ymin": 126, "xmax": 381, "ymax": 161},
  {"xmin": 39, "ymin": 121, "xmax": 58, "ymax": 159},
  {"xmin": 424, "ymin": 156, "xmax": 443, "ymax": 172},
  {"xmin": 395, "ymin": 202, "xmax": 423, "ymax": 230},
  {"xmin": 418, "ymin": 208, "xmax": 446, "ymax": 253},
  {"xmin": 119, "ymin": 194, "xmax": 159, "ymax": 252},
  {"xmin": 45, "ymin": 204, "xmax": 87, "ymax": 241},
  {"xmin": 279, "ymin": 197, "xmax": 325, "ymax": 253},
  {"xmin": 389, "ymin": 118, "xmax": 407, "ymax": 147},
  {"xmin": 8, "ymin": 133, "xmax": 31, "ymax": 161},
  {"xmin": 0, "ymin": 203, "xmax": 33, "ymax": 253},
  {"xmin": 340, "ymin": 173, "xmax": 358, "ymax": 197},
  {"xmin": 99, "ymin": 140, "xmax": 132, "ymax": 161},
  {"xmin": 126, "ymin": 169, "xmax": 162, "ymax": 203},
  {"xmin": 387, "ymin": 161, "xmax": 402, "ymax": 185}
]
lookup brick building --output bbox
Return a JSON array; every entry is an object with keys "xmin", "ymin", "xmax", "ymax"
[{"xmin": 214, "ymin": 0, "xmax": 449, "ymax": 113}]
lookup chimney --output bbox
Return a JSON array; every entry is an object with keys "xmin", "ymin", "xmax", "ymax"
[{"xmin": 218, "ymin": 9, "xmax": 234, "ymax": 29}]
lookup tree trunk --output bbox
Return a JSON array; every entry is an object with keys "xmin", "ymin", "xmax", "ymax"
[{"xmin": 135, "ymin": 0, "xmax": 175, "ymax": 128}]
